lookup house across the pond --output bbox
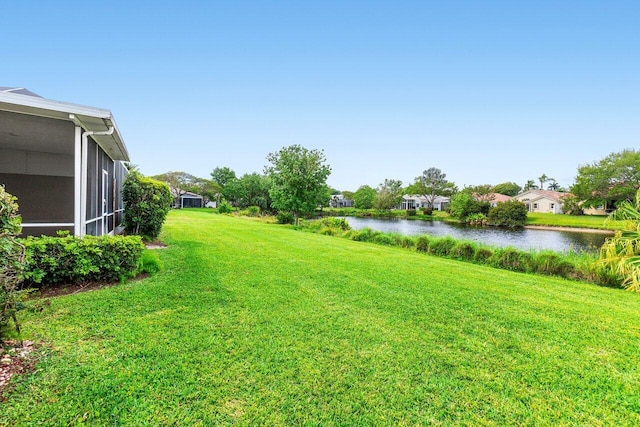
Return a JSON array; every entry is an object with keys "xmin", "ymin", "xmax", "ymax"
[
  {"xmin": 512, "ymin": 190, "xmax": 566, "ymax": 214},
  {"xmin": 0, "ymin": 87, "xmax": 130, "ymax": 237}
]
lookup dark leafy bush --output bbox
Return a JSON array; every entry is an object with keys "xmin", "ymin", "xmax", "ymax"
[
  {"xmin": 0, "ymin": 186, "xmax": 28, "ymax": 341},
  {"xmin": 276, "ymin": 211, "xmax": 295, "ymax": 224},
  {"xmin": 406, "ymin": 209, "xmax": 417, "ymax": 217},
  {"xmin": 22, "ymin": 235, "xmax": 145, "ymax": 287},
  {"xmin": 416, "ymin": 235, "xmax": 431, "ymax": 252},
  {"xmin": 422, "ymin": 208, "xmax": 433, "ymax": 216},
  {"xmin": 451, "ymin": 241, "xmax": 477, "ymax": 261},
  {"xmin": 488, "ymin": 200, "xmax": 528, "ymax": 228},
  {"xmin": 428, "ymin": 237, "xmax": 457, "ymax": 257},
  {"xmin": 123, "ymin": 171, "xmax": 173, "ymax": 240},
  {"xmin": 490, "ymin": 247, "xmax": 534, "ymax": 272}
]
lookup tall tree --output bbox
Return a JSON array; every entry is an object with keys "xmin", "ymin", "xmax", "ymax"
[
  {"xmin": 571, "ymin": 149, "xmax": 640, "ymax": 209},
  {"xmin": 353, "ymin": 185, "xmax": 377, "ymax": 209},
  {"xmin": 523, "ymin": 180, "xmax": 538, "ymax": 191},
  {"xmin": 375, "ymin": 179, "xmax": 404, "ymax": 212},
  {"xmin": 493, "ymin": 181, "xmax": 522, "ymax": 196},
  {"xmin": 547, "ymin": 180, "xmax": 560, "ymax": 191},
  {"xmin": 414, "ymin": 167, "xmax": 457, "ymax": 209},
  {"xmin": 538, "ymin": 173, "xmax": 550, "ymax": 190},
  {"xmin": 151, "ymin": 171, "xmax": 199, "ymax": 199},
  {"xmin": 210, "ymin": 166, "xmax": 237, "ymax": 188},
  {"xmin": 224, "ymin": 173, "xmax": 272, "ymax": 210},
  {"xmin": 265, "ymin": 145, "xmax": 331, "ymax": 224}
]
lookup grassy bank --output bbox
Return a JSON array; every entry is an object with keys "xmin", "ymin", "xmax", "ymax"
[
  {"xmin": 2, "ymin": 210, "xmax": 640, "ymax": 425},
  {"xmin": 526, "ymin": 212, "xmax": 622, "ymax": 230}
]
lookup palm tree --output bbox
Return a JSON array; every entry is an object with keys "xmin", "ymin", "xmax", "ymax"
[
  {"xmin": 547, "ymin": 180, "xmax": 560, "ymax": 191},
  {"xmin": 523, "ymin": 180, "xmax": 538, "ymax": 191},
  {"xmin": 599, "ymin": 189, "xmax": 640, "ymax": 292},
  {"xmin": 538, "ymin": 173, "xmax": 549, "ymax": 190}
]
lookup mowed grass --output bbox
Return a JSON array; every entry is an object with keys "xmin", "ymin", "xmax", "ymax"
[
  {"xmin": 526, "ymin": 212, "xmax": 623, "ymax": 230},
  {"xmin": 2, "ymin": 210, "xmax": 640, "ymax": 425}
]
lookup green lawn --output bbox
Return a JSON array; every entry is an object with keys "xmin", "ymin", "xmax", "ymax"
[
  {"xmin": 526, "ymin": 212, "xmax": 622, "ymax": 230},
  {"xmin": 2, "ymin": 209, "xmax": 640, "ymax": 425}
]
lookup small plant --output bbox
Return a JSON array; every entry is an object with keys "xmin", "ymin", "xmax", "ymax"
[
  {"xmin": 422, "ymin": 208, "xmax": 433, "ymax": 216},
  {"xmin": 416, "ymin": 235, "xmax": 430, "ymax": 252},
  {"xmin": 276, "ymin": 211, "xmax": 295, "ymax": 224},
  {"xmin": 406, "ymin": 209, "xmax": 417, "ymax": 217}
]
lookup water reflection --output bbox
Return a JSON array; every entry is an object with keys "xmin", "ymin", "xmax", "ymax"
[{"xmin": 340, "ymin": 217, "xmax": 611, "ymax": 253}]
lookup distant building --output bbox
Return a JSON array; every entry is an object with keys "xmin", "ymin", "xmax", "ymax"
[
  {"xmin": 176, "ymin": 192, "xmax": 203, "ymax": 208},
  {"xmin": 401, "ymin": 194, "xmax": 450, "ymax": 211},
  {"xmin": 330, "ymin": 194, "xmax": 354, "ymax": 208},
  {"xmin": 512, "ymin": 190, "xmax": 567, "ymax": 214}
]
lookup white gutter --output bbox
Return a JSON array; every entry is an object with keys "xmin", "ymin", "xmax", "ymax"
[{"xmin": 80, "ymin": 126, "xmax": 114, "ymax": 236}]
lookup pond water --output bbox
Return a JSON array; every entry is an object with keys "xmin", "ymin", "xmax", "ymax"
[{"xmin": 339, "ymin": 217, "xmax": 612, "ymax": 253}]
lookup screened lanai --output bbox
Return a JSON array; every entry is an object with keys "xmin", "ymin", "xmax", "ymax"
[{"xmin": 0, "ymin": 87, "xmax": 130, "ymax": 237}]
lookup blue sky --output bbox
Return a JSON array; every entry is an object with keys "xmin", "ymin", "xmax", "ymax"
[{"xmin": 4, "ymin": 1, "xmax": 639, "ymax": 191}]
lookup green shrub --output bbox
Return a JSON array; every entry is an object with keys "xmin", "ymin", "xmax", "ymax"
[
  {"xmin": 406, "ymin": 209, "xmax": 417, "ymax": 217},
  {"xmin": 422, "ymin": 208, "xmax": 433, "ymax": 216},
  {"xmin": 0, "ymin": 186, "xmax": 28, "ymax": 342},
  {"xmin": 22, "ymin": 235, "xmax": 145, "ymax": 287},
  {"xmin": 451, "ymin": 241, "xmax": 477, "ymax": 261},
  {"xmin": 351, "ymin": 228, "xmax": 376, "ymax": 242},
  {"xmin": 217, "ymin": 202, "xmax": 233, "ymax": 214},
  {"xmin": 123, "ymin": 171, "xmax": 173, "ymax": 240},
  {"xmin": 428, "ymin": 237, "xmax": 457, "ymax": 257},
  {"xmin": 488, "ymin": 200, "xmax": 528, "ymax": 228},
  {"xmin": 490, "ymin": 247, "xmax": 534, "ymax": 272},
  {"xmin": 276, "ymin": 211, "xmax": 295, "ymax": 224},
  {"xmin": 416, "ymin": 235, "xmax": 431, "ymax": 252}
]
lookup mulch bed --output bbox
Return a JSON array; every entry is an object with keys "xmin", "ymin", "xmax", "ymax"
[{"xmin": 0, "ymin": 340, "xmax": 39, "ymax": 399}]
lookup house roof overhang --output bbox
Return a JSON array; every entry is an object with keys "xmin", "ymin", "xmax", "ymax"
[{"xmin": 0, "ymin": 90, "xmax": 129, "ymax": 161}]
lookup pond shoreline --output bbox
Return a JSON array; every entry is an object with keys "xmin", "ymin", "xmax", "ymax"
[{"xmin": 525, "ymin": 225, "xmax": 614, "ymax": 234}]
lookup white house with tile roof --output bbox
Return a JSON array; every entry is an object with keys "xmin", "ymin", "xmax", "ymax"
[{"xmin": 512, "ymin": 190, "xmax": 567, "ymax": 214}]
